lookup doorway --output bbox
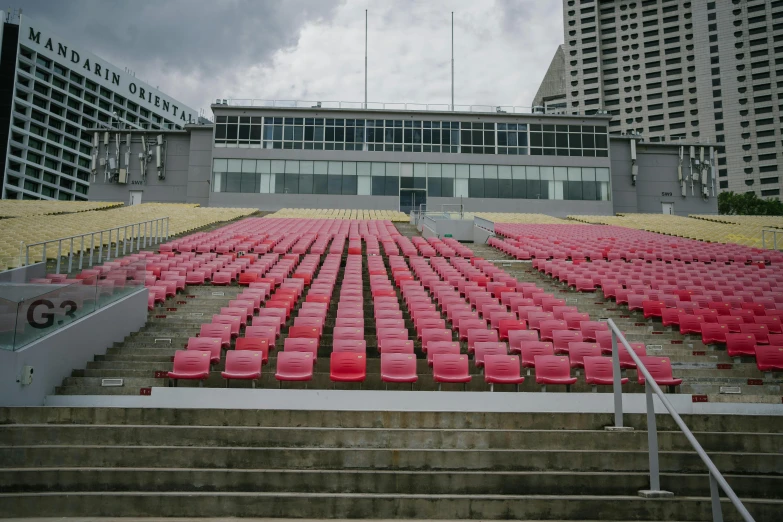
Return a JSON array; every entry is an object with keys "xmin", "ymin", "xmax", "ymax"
[
  {"xmin": 129, "ymin": 191, "xmax": 143, "ymax": 206},
  {"xmin": 661, "ymin": 202, "xmax": 674, "ymax": 215},
  {"xmin": 399, "ymin": 189, "xmax": 427, "ymax": 215}
]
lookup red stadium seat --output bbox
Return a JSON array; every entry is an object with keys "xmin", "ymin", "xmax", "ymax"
[
  {"xmin": 421, "ymin": 329, "xmax": 453, "ymax": 352},
  {"xmin": 519, "ymin": 341, "xmax": 555, "ymax": 369},
  {"xmin": 498, "ymin": 319, "xmax": 526, "ymax": 341},
  {"xmin": 211, "ymin": 314, "xmax": 240, "ymax": 338},
  {"xmin": 584, "ymin": 356, "xmax": 629, "ymax": 388},
  {"xmin": 637, "ymin": 356, "xmax": 682, "ymax": 391},
  {"xmin": 284, "ymin": 337, "xmax": 319, "ymax": 360},
  {"xmin": 661, "ymin": 308, "xmax": 685, "ymax": 328},
  {"xmin": 199, "ymin": 323, "xmax": 231, "ymax": 350},
  {"xmin": 701, "ymin": 323, "xmax": 729, "ymax": 345},
  {"xmin": 330, "ymin": 352, "xmax": 366, "ymax": 383},
  {"xmin": 379, "ymin": 339, "xmax": 415, "ymax": 354},
  {"xmin": 580, "ymin": 321, "xmax": 608, "ymax": 341},
  {"xmin": 212, "ymin": 272, "xmax": 233, "ymax": 286},
  {"xmin": 642, "ymin": 301, "xmax": 665, "ymax": 319},
  {"xmin": 567, "ymin": 342, "xmax": 601, "ymax": 368},
  {"xmin": 717, "ymin": 315, "xmax": 744, "ymax": 333},
  {"xmin": 740, "ymin": 324, "xmax": 770, "ymax": 345},
  {"xmin": 618, "ymin": 343, "xmax": 647, "ymax": 370},
  {"xmin": 235, "ymin": 337, "xmax": 270, "ymax": 364},
  {"xmin": 534, "ymin": 355, "xmax": 577, "ymax": 391},
  {"xmin": 275, "ymin": 352, "xmax": 314, "ymax": 383},
  {"xmin": 552, "ymin": 330, "xmax": 584, "ymax": 354},
  {"xmin": 380, "ymin": 353, "xmax": 418, "ymax": 385},
  {"xmin": 678, "ymin": 314, "xmax": 704, "ymax": 335},
  {"xmin": 221, "ymin": 350, "xmax": 262, "ymax": 387},
  {"xmin": 473, "ymin": 341, "xmax": 507, "ymax": 369},
  {"xmin": 484, "ymin": 354, "xmax": 525, "ymax": 391},
  {"xmin": 725, "ymin": 333, "xmax": 757, "ymax": 359},
  {"xmin": 288, "ymin": 326, "xmax": 320, "ymax": 340},
  {"xmin": 467, "ymin": 328, "xmax": 499, "ymax": 354},
  {"xmin": 333, "ymin": 327, "xmax": 365, "ymax": 341},
  {"xmin": 539, "ymin": 320, "xmax": 568, "ymax": 342},
  {"xmin": 432, "ymin": 353, "xmax": 471, "ymax": 389},
  {"xmin": 185, "ymin": 337, "xmax": 222, "ymax": 364},
  {"xmin": 508, "ymin": 330, "xmax": 540, "ymax": 353},
  {"xmin": 168, "ymin": 350, "xmax": 210, "ymax": 386},
  {"xmin": 426, "ymin": 341, "xmax": 461, "ymax": 367},
  {"xmin": 755, "ymin": 316, "xmax": 782, "ymax": 334},
  {"xmin": 755, "ymin": 345, "xmax": 783, "ymax": 372},
  {"xmin": 331, "ymin": 338, "xmax": 366, "ymax": 354}
]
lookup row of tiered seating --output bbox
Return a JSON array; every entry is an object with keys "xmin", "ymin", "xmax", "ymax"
[
  {"xmin": 489, "ymin": 224, "xmax": 783, "ymax": 375},
  {"xmin": 6, "ymin": 203, "xmax": 256, "ymax": 270},
  {"xmin": 125, "ymin": 215, "xmax": 687, "ymax": 392}
]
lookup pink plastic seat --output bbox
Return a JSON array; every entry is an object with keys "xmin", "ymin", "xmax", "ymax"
[
  {"xmin": 484, "ymin": 354, "xmax": 525, "ymax": 391},
  {"xmin": 275, "ymin": 351, "xmax": 314, "ymax": 382},
  {"xmin": 432, "ymin": 353, "xmax": 471, "ymax": 388},
  {"xmin": 185, "ymin": 337, "xmax": 222, "ymax": 364},
  {"xmin": 584, "ymin": 356, "xmax": 629, "ymax": 387},
  {"xmin": 534, "ymin": 355, "xmax": 577, "ymax": 390},
  {"xmin": 221, "ymin": 350, "xmax": 262, "ymax": 387},
  {"xmin": 637, "ymin": 356, "xmax": 682, "ymax": 390},
  {"xmin": 756, "ymin": 345, "xmax": 783, "ymax": 372},
  {"xmin": 473, "ymin": 341, "xmax": 507, "ymax": 369},
  {"xmin": 380, "ymin": 353, "xmax": 418, "ymax": 384},
  {"xmin": 330, "ymin": 352, "xmax": 366, "ymax": 383},
  {"xmin": 168, "ymin": 350, "xmax": 210, "ymax": 385}
]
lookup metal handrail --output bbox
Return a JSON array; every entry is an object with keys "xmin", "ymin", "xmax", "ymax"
[
  {"xmin": 216, "ymin": 99, "xmax": 611, "ymax": 117},
  {"xmin": 761, "ymin": 228, "xmax": 782, "ymax": 250},
  {"xmin": 607, "ymin": 319, "xmax": 755, "ymax": 522},
  {"xmin": 24, "ymin": 217, "xmax": 170, "ymax": 274}
]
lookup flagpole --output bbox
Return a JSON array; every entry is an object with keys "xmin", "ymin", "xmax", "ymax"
[
  {"xmin": 365, "ymin": 9, "xmax": 368, "ymax": 109},
  {"xmin": 451, "ymin": 12, "xmax": 454, "ymax": 111}
]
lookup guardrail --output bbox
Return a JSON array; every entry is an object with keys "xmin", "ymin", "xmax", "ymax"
[
  {"xmin": 761, "ymin": 228, "xmax": 783, "ymax": 250},
  {"xmin": 473, "ymin": 216, "xmax": 495, "ymax": 233},
  {"xmin": 607, "ymin": 319, "xmax": 755, "ymax": 522},
  {"xmin": 24, "ymin": 217, "xmax": 169, "ymax": 274}
]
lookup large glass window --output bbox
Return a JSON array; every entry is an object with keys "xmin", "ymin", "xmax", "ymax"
[{"xmin": 211, "ymin": 160, "xmax": 610, "ymax": 201}]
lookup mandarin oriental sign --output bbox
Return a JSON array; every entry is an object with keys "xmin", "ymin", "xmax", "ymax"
[{"xmin": 25, "ymin": 24, "xmax": 195, "ymax": 124}]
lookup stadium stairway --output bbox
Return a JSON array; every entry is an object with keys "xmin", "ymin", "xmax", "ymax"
[
  {"xmin": 468, "ymin": 242, "xmax": 783, "ymax": 403},
  {"xmin": 0, "ymin": 407, "xmax": 782, "ymax": 520}
]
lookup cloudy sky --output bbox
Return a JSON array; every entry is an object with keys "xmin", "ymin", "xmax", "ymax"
[{"xmin": 13, "ymin": 0, "xmax": 563, "ymax": 115}]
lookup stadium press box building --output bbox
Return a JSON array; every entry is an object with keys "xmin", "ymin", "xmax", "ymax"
[
  {"xmin": 88, "ymin": 102, "xmax": 719, "ymax": 217},
  {"xmin": 0, "ymin": 11, "xmax": 197, "ymax": 201}
]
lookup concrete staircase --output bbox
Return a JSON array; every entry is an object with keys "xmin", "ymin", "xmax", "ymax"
[{"xmin": 0, "ymin": 407, "xmax": 781, "ymax": 519}]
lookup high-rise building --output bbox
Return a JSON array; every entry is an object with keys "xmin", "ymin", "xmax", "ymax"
[
  {"xmin": 538, "ymin": 0, "xmax": 783, "ymax": 198},
  {"xmin": 0, "ymin": 10, "xmax": 196, "ymax": 200}
]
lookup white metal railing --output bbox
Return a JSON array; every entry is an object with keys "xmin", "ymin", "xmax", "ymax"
[
  {"xmin": 761, "ymin": 228, "xmax": 783, "ymax": 250},
  {"xmin": 607, "ymin": 319, "xmax": 755, "ymax": 522},
  {"xmin": 215, "ymin": 99, "xmax": 611, "ymax": 117},
  {"xmin": 24, "ymin": 217, "xmax": 169, "ymax": 274}
]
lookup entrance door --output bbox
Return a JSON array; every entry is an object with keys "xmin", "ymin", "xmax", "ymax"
[
  {"xmin": 129, "ymin": 191, "xmax": 143, "ymax": 206},
  {"xmin": 661, "ymin": 202, "xmax": 674, "ymax": 215},
  {"xmin": 400, "ymin": 189, "xmax": 426, "ymax": 215}
]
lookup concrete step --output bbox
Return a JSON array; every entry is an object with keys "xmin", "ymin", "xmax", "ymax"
[
  {"xmin": 2, "ymin": 445, "xmax": 779, "ymax": 474},
  {"xmin": 0, "ymin": 491, "xmax": 779, "ymax": 520},
  {"xmin": 2, "ymin": 425, "xmax": 779, "ymax": 453},
  {"xmin": 2, "ymin": 468, "xmax": 780, "ymax": 499}
]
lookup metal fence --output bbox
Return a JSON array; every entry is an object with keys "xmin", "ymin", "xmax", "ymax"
[
  {"xmin": 215, "ymin": 99, "xmax": 610, "ymax": 117},
  {"xmin": 607, "ymin": 319, "xmax": 754, "ymax": 522},
  {"xmin": 24, "ymin": 217, "xmax": 169, "ymax": 274}
]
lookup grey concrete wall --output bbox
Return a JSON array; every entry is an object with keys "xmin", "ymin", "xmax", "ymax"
[
  {"xmin": 186, "ymin": 127, "xmax": 213, "ymax": 206},
  {"xmin": 87, "ymin": 132, "xmax": 194, "ymax": 205},
  {"xmin": 610, "ymin": 139, "xmax": 718, "ymax": 216},
  {"xmin": 428, "ymin": 197, "xmax": 613, "ymax": 217},
  {"xmin": 0, "ymin": 262, "xmax": 45, "ymax": 283},
  {"xmin": 0, "ymin": 287, "xmax": 148, "ymax": 407},
  {"xmin": 421, "ymin": 218, "xmax": 475, "ymax": 241},
  {"xmin": 208, "ymin": 193, "xmax": 400, "ymax": 211}
]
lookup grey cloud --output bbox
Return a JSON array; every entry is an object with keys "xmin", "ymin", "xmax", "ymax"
[{"xmin": 14, "ymin": 0, "xmax": 342, "ymax": 108}]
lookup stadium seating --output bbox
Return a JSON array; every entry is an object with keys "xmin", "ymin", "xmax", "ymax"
[{"xmin": 221, "ymin": 350, "xmax": 262, "ymax": 387}]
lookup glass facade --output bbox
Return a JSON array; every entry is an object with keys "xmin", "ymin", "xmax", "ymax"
[
  {"xmin": 212, "ymin": 160, "xmax": 611, "ymax": 201},
  {"xmin": 213, "ymin": 116, "xmax": 609, "ymax": 158}
]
